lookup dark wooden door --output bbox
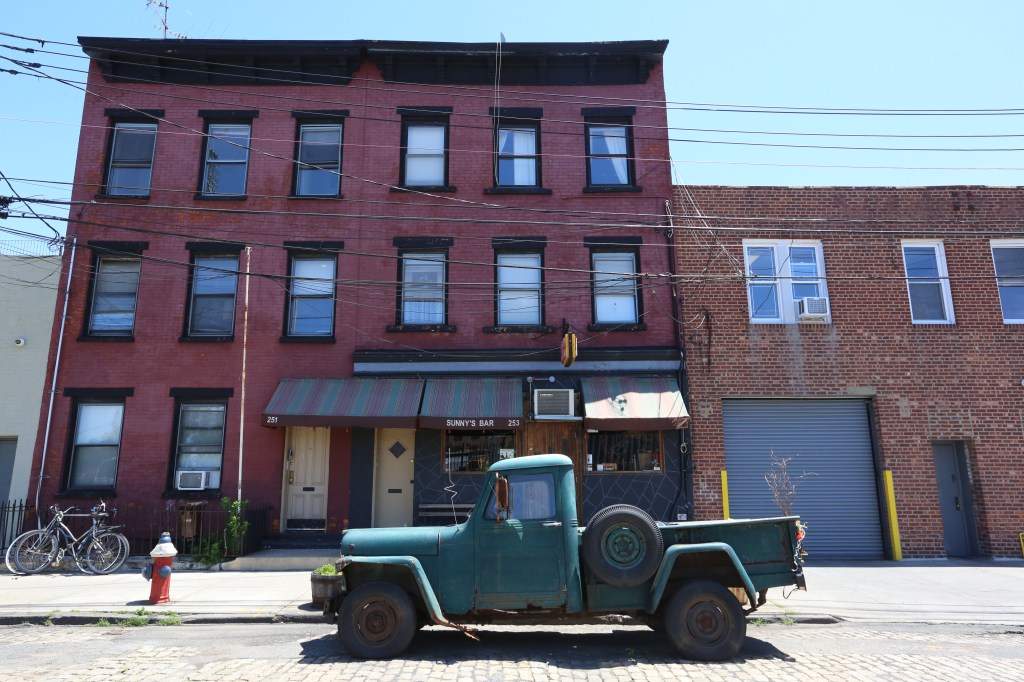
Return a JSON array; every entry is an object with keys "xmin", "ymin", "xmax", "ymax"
[{"xmin": 526, "ymin": 422, "xmax": 582, "ymax": 515}]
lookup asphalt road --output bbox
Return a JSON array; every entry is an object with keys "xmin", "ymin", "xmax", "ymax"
[{"xmin": 2, "ymin": 620, "xmax": 1022, "ymax": 680}]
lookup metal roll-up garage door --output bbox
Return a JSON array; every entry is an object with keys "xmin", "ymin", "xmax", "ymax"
[{"xmin": 722, "ymin": 399, "xmax": 883, "ymax": 559}]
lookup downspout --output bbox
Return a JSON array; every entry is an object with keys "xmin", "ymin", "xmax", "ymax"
[
  {"xmin": 663, "ymin": 200, "xmax": 695, "ymax": 521},
  {"xmin": 237, "ymin": 246, "xmax": 251, "ymax": 503},
  {"xmin": 35, "ymin": 235, "xmax": 77, "ymax": 524}
]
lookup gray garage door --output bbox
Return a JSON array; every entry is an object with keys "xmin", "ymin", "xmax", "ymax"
[{"xmin": 723, "ymin": 399, "xmax": 883, "ymax": 559}]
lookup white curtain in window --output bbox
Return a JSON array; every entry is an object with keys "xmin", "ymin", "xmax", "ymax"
[{"xmin": 498, "ymin": 128, "xmax": 536, "ymax": 185}]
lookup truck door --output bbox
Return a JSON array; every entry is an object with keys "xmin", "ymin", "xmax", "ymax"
[{"xmin": 474, "ymin": 471, "xmax": 567, "ymax": 609}]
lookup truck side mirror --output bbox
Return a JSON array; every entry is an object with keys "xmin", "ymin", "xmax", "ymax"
[{"xmin": 495, "ymin": 474, "xmax": 510, "ymax": 524}]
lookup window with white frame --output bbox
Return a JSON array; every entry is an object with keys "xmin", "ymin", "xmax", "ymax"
[
  {"xmin": 173, "ymin": 402, "xmax": 226, "ymax": 490},
  {"xmin": 497, "ymin": 253, "xmax": 542, "ymax": 325},
  {"xmin": 992, "ymin": 241, "xmax": 1024, "ymax": 323},
  {"xmin": 592, "ymin": 251, "xmax": 639, "ymax": 324},
  {"xmin": 88, "ymin": 257, "xmax": 141, "ymax": 336},
  {"xmin": 105, "ymin": 123, "xmax": 157, "ymax": 196},
  {"xmin": 188, "ymin": 255, "xmax": 239, "ymax": 336},
  {"xmin": 902, "ymin": 241, "xmax": 955, "ymax": 324},
  {"xmin": 402, "ymin": 122, "xmax": 447, "ymax": 187},
  {"xmin": 744, "ymin": 241, "xmax": 829, "ymax": 323},
  {"xmin": 295, "ymin": 123, "xmax": 342, "ymax": 196},
  {"xmin": 401, "ymin": 253, "xmax": 446, "ymax": 325},
  {"xmin": 202, "ymin": 123, "xmax": 251, "ymax": 196},
  {"xmin": 495, "ymin": 124, "xmax": 539, "ymax": 187},
  {"xmin": 288, "ymin": 256, "xmax": 335, "ymax": 336},
  {"xmin": 67, "ymin": 402, "xmax": 124, "ymax": 491}
]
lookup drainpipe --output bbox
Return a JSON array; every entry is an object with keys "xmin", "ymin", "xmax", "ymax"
[
  {"xmin": 35, "ymin": 235, "xmax": 77, "ymax": 523},
  {"xmin": 663, "ymin": 201, "xmax": 694, "ymax": 522},
  {"xmin": 237, "ymin": 246, "xmax": 251, "ymax": 503}
]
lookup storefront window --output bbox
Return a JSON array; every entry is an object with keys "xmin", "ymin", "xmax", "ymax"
[
  {"xmin": 586, "ymin": 431, "xmax": 663, "ymax": 473},
  {"xmin": 444, "ymin": 430, "xmax": 517, "ymax": 473}
]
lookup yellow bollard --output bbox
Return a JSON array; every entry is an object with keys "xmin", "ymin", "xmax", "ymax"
[
  {"xmin": 883, "ymin": 469, "xmax": 902, "ymax": 561},
  {"xmin": 721, "ymin": 470, "xmax": 730, "ymax": 519}
]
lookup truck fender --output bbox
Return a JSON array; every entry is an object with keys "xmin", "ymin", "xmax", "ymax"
[
  {"xmin": 338, "ymin": 555, "xmax": 453, "ymax": 628},
  {"xmin": 647, "ymin": 542, "xmax": 758, "ymax": 613}
]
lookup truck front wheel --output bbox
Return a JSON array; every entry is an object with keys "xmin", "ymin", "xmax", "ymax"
[
  {"xmin": 338, "ymin": 582, "xmax": 417, "ymax": 659},
  {"xmin": 664, "ymin": 580, "xmax": 746, "ymax": 661}
]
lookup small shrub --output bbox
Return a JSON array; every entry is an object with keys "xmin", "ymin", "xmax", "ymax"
[
  {"xmin": 120, "ymin": 615, "xmax": 149, "ymax": 627},
  {"xmin": 157, "ymin": 612, "xmax": 182, "ymax": 626},
  {"xmin": 312, "ymin": 564, "xmax": 337, "ymax": 576}
]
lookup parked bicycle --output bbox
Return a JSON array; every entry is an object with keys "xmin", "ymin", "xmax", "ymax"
[{"xmin": 4, "ymin": 501, "xmax": 130, "ymax": 575}]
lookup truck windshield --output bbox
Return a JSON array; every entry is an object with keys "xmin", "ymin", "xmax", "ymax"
[{"xmin": 484, "ymin": 473, "xmax": 556, "ymax": 521}]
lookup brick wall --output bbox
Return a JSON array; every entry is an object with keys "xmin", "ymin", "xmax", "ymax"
[{"xmin": 673, "ymin": 186, "xmax": 1024, "ymax": 558}]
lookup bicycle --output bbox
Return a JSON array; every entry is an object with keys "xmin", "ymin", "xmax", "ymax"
[{"xmin": 4, "ymin": 501, "xmax": 130, "ymax": 575}]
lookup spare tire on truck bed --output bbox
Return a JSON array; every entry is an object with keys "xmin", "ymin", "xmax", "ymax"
[{"xmin": 582, "ymin": 504, "xmax": 664, "ymax": 587}]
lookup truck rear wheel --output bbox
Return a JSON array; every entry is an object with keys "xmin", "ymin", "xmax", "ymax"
[
  {"xmin": 583, "ymin": 504, "xmax": 664, "ymax": 587},
  {"xmin": 338, "ymin": 582, "xmax": 417, "ymax": 659},
  {"xmin": 664, "ymin": 580, "xmax": 746, "ymax": 661}
]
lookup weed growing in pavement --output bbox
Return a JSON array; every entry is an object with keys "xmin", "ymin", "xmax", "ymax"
[
  {"xmin": 156, "ymin": 611, "xmax": 182, "ymax": 626},
  {"xmin": 134, "ymin": 607, "xmax": 149, "ymax": 616},
  {"xmin": 120, "ymin": 615, "xmax": 149, "ymax": 627},
  {"xmin": 750, "ymin": 617, "xmax": 769, "ymax": 627},
  {"xmin": 42, "ymin": 610, "xmax": 57, "ymax": 626},
  {"xmin": 94, "ymin": 618, "xmax": 110, "ymax": 627}
]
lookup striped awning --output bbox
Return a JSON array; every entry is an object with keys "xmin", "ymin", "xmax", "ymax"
[
  {"xmin": 581, "ymin": 376, "xmax": 689, "ymax": 430},
  {"xmin": 262, "ymin": 377, "xmax": 424, "ymax": 428},
  {"xmin": 419, "ymin": 377, "xmax": 524, "ymax": 430}
]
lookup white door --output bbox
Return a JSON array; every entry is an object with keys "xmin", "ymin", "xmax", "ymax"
[
  {"xmin": 284, "ymin": 427, "xmax": 329, "ymax": 530},
  {"xmin": 373, "ymin": 428, "xmax": 415, "ymax": 527}
]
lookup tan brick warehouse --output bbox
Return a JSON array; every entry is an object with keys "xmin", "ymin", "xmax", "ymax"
[{"xmin": 672, "ymin": 185, "xmax": 1024, "ymax": 558}]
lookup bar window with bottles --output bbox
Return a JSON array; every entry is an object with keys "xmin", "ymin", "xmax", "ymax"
[
  {"xmin": 586, "ymin": 431, "xmax": 663, "ymax": 473},
  {"xmin": 443, "ymin": 430, "xmax": 518, "ymax": 473}
]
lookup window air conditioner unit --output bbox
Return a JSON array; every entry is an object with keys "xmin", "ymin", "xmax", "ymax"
[
  {"xmin": 798, "ymin": 296, "xmax": 830, "ymax": 321},
  {"xmin": 176, "ymin": 470, "xmax": 210, "ymax": 491},
  {"xmin": 533, "ymin": 389, "xmax": 575, "ymax": 419}
]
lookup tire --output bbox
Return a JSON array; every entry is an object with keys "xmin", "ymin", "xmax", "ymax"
[
  {"xmin": 664, "ymin": 580, "xmax": 746, "ymax": 661},
  {"xmin": 582, "ymin": 504, "xmax": 664, "ymax": 587},
  {"xmin": 10, "ymin": 530, "xmax": 58, "ymax": 575},
  {"xmin": 85, "ymin": 532, "xmax": 130, "ymax": 574},
  {"xmin": 337, "ymin": 582, "xmax": 417, "ymax": 659}
]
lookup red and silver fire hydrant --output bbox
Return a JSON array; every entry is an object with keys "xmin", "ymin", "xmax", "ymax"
[{"xmin": 142, "ymin": 532, "xmax": 178, "ymax": 605}]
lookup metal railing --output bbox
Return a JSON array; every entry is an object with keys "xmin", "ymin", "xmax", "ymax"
[{"xmin": 1, "ymin": 499, "xmax": 268, "ymax": 559}]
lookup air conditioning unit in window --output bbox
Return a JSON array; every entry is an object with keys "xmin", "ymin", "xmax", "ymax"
[
  {"xmin": 176, "ymin": 470, "xmax": 210, "ymax": 491},
  {"xmin": 533, "ymin": 389, "xmax": 576, "ymax": 419},
  {"xmin": 798, "ymin": 296, "xmax": 830, "ymax": 321}
]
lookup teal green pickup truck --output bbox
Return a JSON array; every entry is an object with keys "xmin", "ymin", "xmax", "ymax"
[{"xmin": 326, "ymin": 454, "xmax": 806, "ymax": 661}]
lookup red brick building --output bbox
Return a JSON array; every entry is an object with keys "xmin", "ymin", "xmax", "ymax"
[
  {"xmin": 673, "ymin": 186, "xmax": 1024, "ymax": 559},
  {"xmin": 30, "ymin": 38, "xmax": 689, "ymax": 544}
]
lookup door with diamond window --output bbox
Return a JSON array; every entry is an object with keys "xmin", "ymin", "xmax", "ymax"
[{"xmin": 373, "ymin": 428, "xmax": 415, "ymax": 527}]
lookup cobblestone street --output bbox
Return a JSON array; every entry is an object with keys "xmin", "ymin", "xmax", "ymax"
[{"xmin": 3, "ymin": 621, "xmax": 1022, "ymax": 681}]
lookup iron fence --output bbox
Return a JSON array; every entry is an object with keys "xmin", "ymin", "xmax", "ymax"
[{"xmin": 1, "ymin": 498, "xmax": 268, "ymax": 559}]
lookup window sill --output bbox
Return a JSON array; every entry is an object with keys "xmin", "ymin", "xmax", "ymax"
[
  {"xmin": 484, "ymin": 187, "xmax": 553, "ymax": 195},
  {"xmin": 162, "ymin": 490, "xmax": 222, "ymax": 501},
  {"xmin": 179, "ymin": 335, "xmax": 235, "ymax": 343},
  {"xmin": 386, "ymin": 324, "xmax": 457, "ymax": 333},
  {"xmin": 483, "ymin": 325, "xmax": 555, "ymax": 334},
  {"xmin": 193, "ymin": 193, "xmax": 248, "ymax": 201},
  {"xmin": 749, "ymin": 320, "xmax": 833, "ymax": 326},
  {"xmin": 78, "ymin": 334, "xmax": 135, "ymax": 342},
  {"xmin": 95, "ymin": 192, "xmax": 150, "ymax": 201},
  {"xmin": 287, "ymin": 194, "xmax": 343, "ymax": 200},
  {"xmin": 279, "ymin": 335, "xmax": 336, "ymax": 343},
  {"xmin": 588, "ymin": 323, "xmax": 647, "ymax": 332},
  {"xmin": 56, "ymin": 490, "xmax": 117, "ymax": 498},
  {"xmin": 390, "ymin": 185, "xmax": 457, "ymax": 194},
  {"xmin": 910, "ymin": 320, "xmax": 956, "ymax": 326},
  {"xmin": 583, "ymin": 185, "xmax": 643, "ymax": 194}
]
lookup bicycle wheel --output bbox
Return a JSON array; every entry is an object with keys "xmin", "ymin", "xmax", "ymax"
[
  {"xmin": 84, "ymin": 532, "xmax": 130, "ymax": 574},
  {"xmin": 10, "ymin": 530, "xmax": 59, "ymax": 574}
]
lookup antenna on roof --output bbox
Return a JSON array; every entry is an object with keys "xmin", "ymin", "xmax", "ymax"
[{"xmin": 146, "ymin": 1, "xmax": 189, "ymax": 39}]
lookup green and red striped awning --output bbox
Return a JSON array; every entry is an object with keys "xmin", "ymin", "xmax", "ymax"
[
  {"xmin": 419, "ymin": 377, "xmax": 524, "ymax": 430},
  {"xmin": 262, "ymin": 377, "xmax": 424, "ymax": 428},
  {"xmin": 581, "ymin": 376, "xmax": 689, "ymax": 430}
]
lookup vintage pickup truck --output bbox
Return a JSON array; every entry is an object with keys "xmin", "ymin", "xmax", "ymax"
[{"xmin": 325, "ymin": 454, "xmax": 805, "ymax": 661}]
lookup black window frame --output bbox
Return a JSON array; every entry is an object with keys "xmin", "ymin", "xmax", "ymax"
[
  {"xmin": 182, "ymin": 244, "xmax": 243, "ymax": 341},
  {"xmin": 80, "ymin": 241, "xmax": 149, "ymax": 342},
  {"xmin": 490, "ymin": 107, "xmax": 544, "ymax": 191},
  {"xmin": 60, "ymin": 388, "xmax": 134, "ymax": 496},
  {"xmin": 169, "ymin": 399, "xmax": 228, "ymax": 495},
  {"xmin": 102, "ymin": 118, "xmax": 159, "ymax": 197},
  {"xmin": 583, "ymin": 107, "xmax": 639, "ymax": 192},
  {"xmin": 587, "ymin": 238, "xmax": 645, "ymax": 331},
  {"xmin": 284, "ymin": 250, "xmax": 338, "ymax": 340},
  {"xmin": 397, "ymin": 107, "xmax": 454, "ymax": 192},
  {"xmin": 291, "ymin": 110, "xmax": 347, "ymax": 198},
  {"xmin": 197, "ymin": 111, "xmax": 257, "ymax": 198}
]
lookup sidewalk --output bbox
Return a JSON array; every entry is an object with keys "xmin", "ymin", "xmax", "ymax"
[{"xmin": 1, "ymin": 558, "xmax": 1021, "ymax": 626}]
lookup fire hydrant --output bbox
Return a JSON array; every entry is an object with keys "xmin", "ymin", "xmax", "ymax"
[{"xmin": 142, "ymin": 532, "xmax": 178, "ymax": 605}]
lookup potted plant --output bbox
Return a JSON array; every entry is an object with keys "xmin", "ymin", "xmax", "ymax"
[{"xmin": 311, "ymin": 563, "xmax": 343, "ymax": 607}]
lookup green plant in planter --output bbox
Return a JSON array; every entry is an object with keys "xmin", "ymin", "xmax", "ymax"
[{"xmin": 313, "ymin": 563, "xmax": 337, "ymax": 576}]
